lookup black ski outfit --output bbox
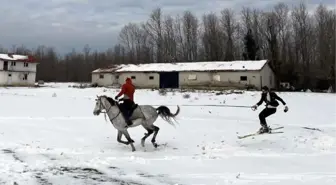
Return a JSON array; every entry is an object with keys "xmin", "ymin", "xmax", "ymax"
[{"xmin": 252, "ymin": 86, "xmax": 288, "ymax": 133}]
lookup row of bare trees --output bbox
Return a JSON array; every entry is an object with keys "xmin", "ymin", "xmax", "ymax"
[
  {"xmin": 1, "ymin": 2, "xmax": 334, "ymax": 90},
  {"xmin": 118, "ymin": 3, "xmax": 335, "ymax": 90}
]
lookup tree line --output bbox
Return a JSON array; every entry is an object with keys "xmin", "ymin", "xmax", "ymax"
[{"xmin": 0, "ymin": 2, "xmax": 335, "ymax": 90}]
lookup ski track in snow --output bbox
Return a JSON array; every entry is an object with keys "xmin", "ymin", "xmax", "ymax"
[{"xmin": 0, "ymin": 84, "xmax": 336, "ymax": 185}]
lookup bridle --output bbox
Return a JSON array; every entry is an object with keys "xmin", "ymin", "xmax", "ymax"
[{"xmin": 96, "ymin": 96, "xmax": 121, "ymax": 124}]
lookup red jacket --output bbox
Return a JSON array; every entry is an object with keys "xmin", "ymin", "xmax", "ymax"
[{"xmin": 116, "ymin": 78, "xmax": 135, "ymax": 101}]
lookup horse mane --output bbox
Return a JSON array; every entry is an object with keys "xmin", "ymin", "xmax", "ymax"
[
  {"xmin": 100, "ymin": 95, "xmax": 119, "ymax": 106},
  {"xmin": 105, "ymin": 96, "xmax": 114, "ymax": 102}
]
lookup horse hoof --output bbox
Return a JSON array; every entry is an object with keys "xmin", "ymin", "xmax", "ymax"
[{"xmin": 153, "ymin": 143, "xmax": 158, "ymax": 148}]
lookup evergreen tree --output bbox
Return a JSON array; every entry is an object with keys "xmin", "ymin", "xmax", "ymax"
[{"xmin": 243, "ymin": 29, "xmax": 259, "ymax": 60}]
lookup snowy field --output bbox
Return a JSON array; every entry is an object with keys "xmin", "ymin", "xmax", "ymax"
[{"xmin": 0, "ymin": 83, "xmax": 335, "ymax": 185}]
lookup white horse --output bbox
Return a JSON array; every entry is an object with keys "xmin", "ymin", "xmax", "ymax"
[{"xmin": 93, "ymin": 95, "xmax": 180, "ymax": 152}]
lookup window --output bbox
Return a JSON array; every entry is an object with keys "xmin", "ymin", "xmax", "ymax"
[
  {"xmin": 116, "ymin": 75, "xmax": 119, "ymax": 79},
  {"xmin": 11, "ymin": 62, "xmax": 16, "ymax": 66},
  {"xmin": 149, "ymin": 76, "xmax": 154, "ymax": 80},
  {"xmin": 240, "ymin": 76, "xmax": 247, "ymax": 81},
  {"xmin": 131, "ymin": 76, "xmax": 136, "ymax": 79},
  {"xmin": 188, "ymin": 74, "xmax": 197, "ymax": 80},
  {"xmin": 23, "ymin": 74, "xmax": 28, "ymax": 80},
  {"xmin": 8, "ymin": 74, "xmax": 11, "ymax": 77},
  {"xmin": 24, "ymin": 62, "xmax": 28, "ymax": 67},
  {"xmin": 213, "ymin": 74, "xmax": 220, "ymax": 81},
  {"xmin": 99, "ymin": 74, "xmax": 104, "ymax": 79}
]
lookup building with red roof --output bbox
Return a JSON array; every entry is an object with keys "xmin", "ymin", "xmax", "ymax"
[{"xmin": 0, "ymin": 53, "xmax": 38, "ymax": 86}]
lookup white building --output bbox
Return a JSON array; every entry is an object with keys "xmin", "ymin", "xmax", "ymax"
[
  {"xmin": 91, "ymin": 60, "xmax": 276, "ymax": 90},
  {"xmin": 0, "ymin": 53, "xmax": 38, "ymax": 86}
]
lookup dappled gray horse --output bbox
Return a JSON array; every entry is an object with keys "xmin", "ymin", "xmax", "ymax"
[{"xmin": 93, "ymin": 95, "xmax": 180, "ymax": 152}]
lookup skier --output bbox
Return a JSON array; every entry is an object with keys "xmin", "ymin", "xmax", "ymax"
[
  {"xmin": 115, "ymin": 77, "xmax": 135, "ymax": 126},
  {"xmin": 251, "ymin": 86, "xmax": 288, "ymax": 134}
]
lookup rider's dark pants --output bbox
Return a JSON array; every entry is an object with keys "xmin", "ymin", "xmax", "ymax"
[
  {"xmin": 122, "ymin": 99, "xmax": 134, "ymax": 118},
  {"xmin": 259, "ymin": 108, "xmax": 276, "ymax": 127}
]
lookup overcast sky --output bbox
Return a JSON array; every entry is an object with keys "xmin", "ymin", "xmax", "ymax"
[{"xmin": 0, "ymin": 0, "xmax": 334, "ymax": 54}]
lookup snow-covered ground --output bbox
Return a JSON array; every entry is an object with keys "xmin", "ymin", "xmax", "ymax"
[{"xmin": 0, "ymin": 83, "xmax": 335, "ymax": 185}]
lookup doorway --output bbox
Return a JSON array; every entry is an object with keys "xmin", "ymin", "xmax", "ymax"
[
  {"xmin": 7, "ymin": 73, "xmax": 12, "ymax": 85},
  {"xmin": 159, "ymin": 72, "xmax": 179, "ymax": 89}
]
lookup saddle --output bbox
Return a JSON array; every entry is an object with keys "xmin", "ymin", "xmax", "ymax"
[
  {"xmin": 117, "ymin": 101, "xmax": 138, "ymax": 120},
  {"xmin": 104, "ymin": 96, "xmax": 139, "ymax": 125},
  {"xmin": 128, "ymin": 103, "xmax": 138, "ymax": 118}
]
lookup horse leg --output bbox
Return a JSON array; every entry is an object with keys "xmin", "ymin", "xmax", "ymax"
[
  {"xmin": 117, "ymin": 130, "xmax": 130, "ymax": 145},
  {"xmin": 141, "ymin": 128, "xmax": 154, "ymax": 147},
  {"xmin": 122, "ymin": 130, "xmax": 136, "ymax": 152},
  {"xmin": 151, "ymin": 126, "xmax": 160, "ymax": 148}
]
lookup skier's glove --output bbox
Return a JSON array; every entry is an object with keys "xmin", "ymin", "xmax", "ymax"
[
  {"xmin": 251, "ymin": 105, "xmax": 257, "ymax": 111},
  {"xmin": 284, "ymin": 105, "xmax": 288, "ymax": 112}
]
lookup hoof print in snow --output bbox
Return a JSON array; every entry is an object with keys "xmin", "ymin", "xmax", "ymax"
[
  {"xmin": 56, "ymin": 167, "xmax": 107, "ymax": 182},
  {"xmin": 41, "ymin": 154, "xmax": 57, "ymax": 161},
  {"xmin": 2, "ymin": 149, "xmax": 13, "ymax": 154},
  {"xmin": 34, "ymin": 172, "xmax": 52, "ymax": 185},
  {"xmin": 108, "ymin": 166, "xmax": 118, "ymax": 169},
  {"xmin": 137, "ymin": 172, "xmax": 166, "ymax": 178},
  {"xmin": 60, "ymin": 167, "xmax": 104, "ymax": 175},
  {"xmin": 51, "ymin": 166, "xmax": 145, "ymax": 184},
  {"xmin": 2, "ymin": 149, "xmax": 24, "ymax": 163},
  {"xmin": 137, "ymin": 172, "xmax": 179, "ymax": 185}
]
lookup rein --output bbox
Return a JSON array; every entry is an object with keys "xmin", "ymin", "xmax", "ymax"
[{"xmin": 98, "ymin": 96, "xmax": 121, "ymax": 124}]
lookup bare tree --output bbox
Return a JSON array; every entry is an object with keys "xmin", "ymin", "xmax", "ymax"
[
  {"xmin": 201, "ymin": 13, "xmax": 223, "ymax": 61},
  {"xmin": 291, "ymin": 2, "xmax": 315, "ymax": 88},
  {"xmin": 182, "ymin": 11, "xmax": 199, "ymax": 61},
  {"xmin": 173, "ymin": 14, "xmax": 185, "ymax": 61},
  {"xmin": 260, "ymin": 11, "xmax": 280, "ymax": 78},
  {"xmin": 162, "ymin": 15, "xmax": 177, "ymax": 62},
  {"xmin": 145, "ymin": 8, "xmax": 164, "ymax": 63},
  {"xmin": 119, "ymin": 23, "xmax": 142, "ymax": 63},
  {"xmin": 314, "ymin": 4, "xmax": 336, "ymax": 89},
  {"xmin": 220, "ymin": 8, "xmax": 237, "ymax": 61}
]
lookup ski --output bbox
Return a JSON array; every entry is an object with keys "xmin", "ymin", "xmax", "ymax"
[
  {"xmin": 237, "ymin": 126, "xmax": 284, "ymax": 139},
  {"xmin": 269, "ymin": 126, "xmax": 284, "ymax": 131}
]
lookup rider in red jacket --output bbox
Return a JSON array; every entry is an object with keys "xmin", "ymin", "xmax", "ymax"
[
  {"xmin": 115, "ymin": 77, "xmax": 135, "ymax": 101},
  {"xmin": 115, "ymin": 77, "xmax": 135, "ymax": 126}
]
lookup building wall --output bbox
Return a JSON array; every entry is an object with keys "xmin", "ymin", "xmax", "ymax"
[
  {"xmin": 91, "ymin": 63, "xmax": 275, "ymax": 90},
  {"xmin": 0, "ymin": 60, "xmax": 37, "ymax": 72},
  {"xmin": 259, "ymin": 64, "xmax": 275, "ymax": 89},
  {"xmin": 179, "ymin": 71, "xmax": 261, "ymax": 89},
  {"xmin": 91, "ymin": 73, "xmax": 116, "ymax": 86},
  {"xmin": 0, "ymin": 71, "xmax": 36, "ymax": 86},
  {"xmin": 92, "ymin": 72, "xmax": 160, "ymax": 87},
  {"xmin": 117, "ymin": 72, "xmax": 160, "ymax": 88},
  {"xmin": 0, "ymin": 60, "xmax": 37, "ymax": 86}
]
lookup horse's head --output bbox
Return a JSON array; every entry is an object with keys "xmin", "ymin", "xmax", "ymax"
[{"xmin": 93, "ymin": 95, "xmax": 117, "ymax": 116}]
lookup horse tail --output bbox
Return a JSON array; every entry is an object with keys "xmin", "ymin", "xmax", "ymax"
[{"xmin": 156, "ymin": 105, "xmax": 180, "ymax": 126}]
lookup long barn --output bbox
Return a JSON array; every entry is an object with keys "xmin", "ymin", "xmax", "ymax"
[{"xmin": 91, "ymin": 60, "xmax": 275, "ymax": 90}]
